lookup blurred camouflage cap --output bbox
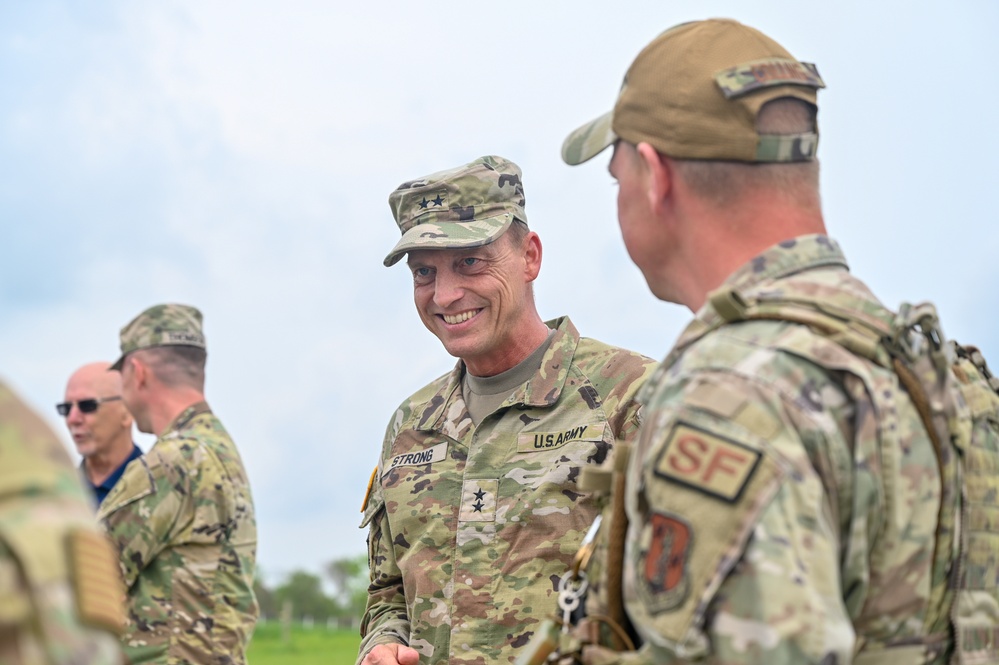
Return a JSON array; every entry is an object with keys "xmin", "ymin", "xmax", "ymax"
[
  {"xmin": 110, "ymin": 304, "xmax": 206, "ymax": 370},
  {"xmin": 562, "ymin": 18, "xmax": 825, "ymax": 165},
  {"xmin": 383, "ymin": 155, "xmax": 527, "ymax": 267}
]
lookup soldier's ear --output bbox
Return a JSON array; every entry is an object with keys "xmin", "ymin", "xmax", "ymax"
[
  {"xmin": 523, "ymin": 232, "xmax": 542, "ymax": 283},
  {"xmin": 129, "ymin": 356, "xmax": 148, "ymax": 388},
  {"xmin": 637, "ymin": 142, "xmax": 672, "ymax": 216}
]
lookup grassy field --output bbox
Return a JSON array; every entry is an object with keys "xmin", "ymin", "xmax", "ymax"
[{"xmin": 248, "ymin": 622, "xmax": 361, "ymax": 664}]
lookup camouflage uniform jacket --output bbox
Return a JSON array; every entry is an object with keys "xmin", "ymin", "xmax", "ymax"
[
  {"xmin": 359, "ymin": 316, "xmax": 657, "ymax": 664},
  {"xmin": 98, "ymin": 402, "xmax": 258, "ymax": 665},
  {"xmin": 600, "ymin": 235, "xmax": 965, "ymax": 664},
  {"xmin": 0, "ymin": 379, "xmax": 124, "ymax": 665}
]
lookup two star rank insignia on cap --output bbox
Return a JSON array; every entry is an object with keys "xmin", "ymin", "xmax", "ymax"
[{"xmin": 418, "ymin": 192, "xmax": 446, "ymax": 210}]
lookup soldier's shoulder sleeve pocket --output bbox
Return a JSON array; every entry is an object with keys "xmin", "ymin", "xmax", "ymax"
[{"xmin": 626, "ymin": 400, "xmax": 789, "ymax": 653}]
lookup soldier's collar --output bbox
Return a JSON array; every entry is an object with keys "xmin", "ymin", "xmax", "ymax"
[{"xmin": 163, "ymin": 401, "xmax": 212, "ymax": 435}]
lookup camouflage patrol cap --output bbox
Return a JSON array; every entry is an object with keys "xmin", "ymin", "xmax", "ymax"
[
  {"xmin": 383, "ymin": 155, "xmax": 527, "ymax": 267},
  {"xmin": 562, "ymin": 18, "xmax": 825, "ymax": 165},
  {"xmin": 110, "ymin": 304, "xmax": 206, "ymax": 370}
]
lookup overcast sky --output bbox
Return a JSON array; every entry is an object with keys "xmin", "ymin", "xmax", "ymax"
[{"xmin": 3, "ymin": 1, "xmax": 997, "ymax": 582}]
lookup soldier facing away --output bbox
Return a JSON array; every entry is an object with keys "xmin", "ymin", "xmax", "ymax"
[
  {"xmin": 358, "ymin": 155, "xmax": 657, "ymax": 664},
  {"xmin": 0, "ymin": 377, "xmax": 124, "ymax": 665},
  {"xmin": 560, "ymin": 17, "xmax": 998, "ymax": 665},
  {"xmin": 99, "ymin": 304, "xmax": 258, "ymax": 664}
]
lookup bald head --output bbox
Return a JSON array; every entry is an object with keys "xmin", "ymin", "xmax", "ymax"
[
  {"xmin": 68, "ymin": 362, "xmax": 121, "ymax": 397},
  {"xmin": 63, "ymin": 362, "xmax": 134, "ymax": 465}
]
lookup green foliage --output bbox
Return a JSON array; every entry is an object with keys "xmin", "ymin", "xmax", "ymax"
[
  {"xmin": 274, "ymin": 571, "xmax": 338, "ymax": 622},
  {"xmin": 248, "ymin": 622, "xmax": 360, "ymax": 665},
  {"xmin": 325, "ymin": 553, "xmax": 369, "ymax": 619},
  {"xmin": 254, "ymin": 568, "xmax": 278, "ymax": 620},
  {"xmin": 254, "ymin": 554, "xmax": 369, "ymax": 632}
]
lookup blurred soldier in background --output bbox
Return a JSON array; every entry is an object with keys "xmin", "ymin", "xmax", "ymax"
[
  {"xmin": 0, "ymin": 377, "xmax": 124, "ymax": 664},
  {"xmin": 100, "ymin": 304, "xmax": 258, "ymax": 664}
]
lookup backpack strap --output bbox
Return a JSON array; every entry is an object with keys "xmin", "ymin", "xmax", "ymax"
[{"xmin": 605, "ymin": 443, "xmax": 631, "ymax": 634}]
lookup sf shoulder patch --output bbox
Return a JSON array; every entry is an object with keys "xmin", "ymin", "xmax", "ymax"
[
  {"xmin": 628, "ymin": 407, "xmax": 786, "ymax": 650},
  {"xmin": 653, "ymin": 421, "xmax": 761, "ymax": 502}
]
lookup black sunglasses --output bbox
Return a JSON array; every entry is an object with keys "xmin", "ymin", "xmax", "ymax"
[{"xmin": 56, "ymin": 396, "xmax": 123, "ymax": 417}]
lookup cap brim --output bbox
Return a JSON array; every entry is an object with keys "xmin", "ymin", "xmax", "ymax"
[
  {"xmin": 383, "ymin": 213, "xmax": 515, "ymax": 267},
  {"xmin": 109, "ymin": 355, "xmax": 125, "ymax": 371},
  {"xmin": 561, "ymin": 110, "xmax": 617, "ymax": 166}
]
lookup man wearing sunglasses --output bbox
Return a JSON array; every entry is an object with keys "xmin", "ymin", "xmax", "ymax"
[
  {"xmin": 59, "ymin": 362, "xmax": 140, "ymax": 506},
  {"xmin": 97, "ymin": 304, "xmax": 257, "ymax": 665}
]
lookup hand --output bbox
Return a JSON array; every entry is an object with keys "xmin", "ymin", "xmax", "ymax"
[{"xmin": 361, "ymin": 643, "xmax": 420, "ymax": 665}]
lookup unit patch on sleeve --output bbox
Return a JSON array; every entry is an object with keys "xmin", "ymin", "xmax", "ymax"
[
  {"xmin": 639, "ymin": 512, "xmax": 692, "ymax": 614},
  {"xmin": 517, "ymin": 423, "xmax": 604, "ymax": 453},
  {"xmin": 385, "ymin": 441, "xmax": 448, "ymax": 476},
  {"xmin": 653, "ymin": 421, "xmax": 760, "ymax": 502}
]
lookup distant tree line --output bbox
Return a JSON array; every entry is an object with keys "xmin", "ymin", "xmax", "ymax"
[{"xmin": 255, "ymin": 554, "xmax": 368, "ymax": 629}]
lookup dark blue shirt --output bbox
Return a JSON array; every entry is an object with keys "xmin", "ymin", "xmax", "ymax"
[{"xmin": 84, "ymin": 444, "xmax": 143, "ymax": 505}]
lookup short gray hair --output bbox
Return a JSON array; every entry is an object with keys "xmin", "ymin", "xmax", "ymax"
[
  {"xmin": 672, "ymin": 98, "xmax": 821, "ymax": 209},
  {"xmin": 134, "ymin": 346, "xmax": 207, "ymax": 391}
]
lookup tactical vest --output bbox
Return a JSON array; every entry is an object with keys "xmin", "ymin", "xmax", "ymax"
[
  {"xmin": 567, "ymin": 280, "xmax": 999, "ymax": 665},
  {"xmin": 704, "ymin": 281, "xmax": 999, "ymax": 665}
]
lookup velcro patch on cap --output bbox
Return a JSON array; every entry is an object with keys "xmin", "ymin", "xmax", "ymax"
[
  {"xmin": 161, "ymin": 331, "xmax": 205, "ymax": 347},
  {"xmin": 715, "ymin": 58, "xmax": 825, "ymax": 99},
  {"xmin": 384, "ymin": 441, "xmax": 448, "ymax": 475},
  {"xmin": 68, "ymin": 529, "xmax": 125, "ymax": 635},
  {"xmin": 517, "ymin": 423, "xmax": 604, "ymax": 453},
  {"xmin": 653, "ymin": 421, "xmax": 760, "ymax": 502}
]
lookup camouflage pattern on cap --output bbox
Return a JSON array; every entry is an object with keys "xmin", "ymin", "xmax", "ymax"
[
  {"xmin": 111, "ymin": 304, "xmax": 206, "ymax": 370},
  {"xmin": 383, "ymin": 155, "xmax": 527, "ymax": 267},
  {"xmin": 562, "ymin": 19, "xmax": 825, "ymax": 166}
]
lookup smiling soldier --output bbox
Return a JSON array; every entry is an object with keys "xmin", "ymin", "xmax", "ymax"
[{"xmin": 357, "ymin": 155, "xmax": 657, "ymax": 665}]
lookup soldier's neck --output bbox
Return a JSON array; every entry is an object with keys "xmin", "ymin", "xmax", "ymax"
[{"xmin": 147, "ymin": 388, "xmax": 207, "ymax": 437}]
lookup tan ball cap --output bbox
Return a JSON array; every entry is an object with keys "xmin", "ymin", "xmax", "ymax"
[{"xmin": 562, "ymin": 18, "xmax": 825, "ymax": 165}]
